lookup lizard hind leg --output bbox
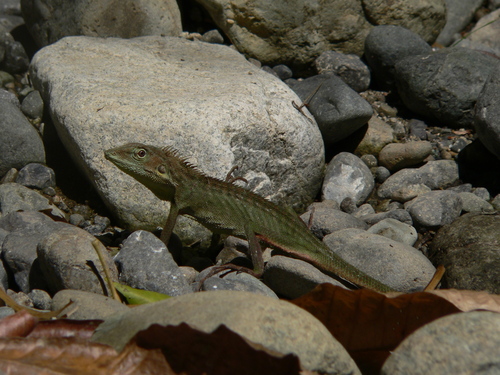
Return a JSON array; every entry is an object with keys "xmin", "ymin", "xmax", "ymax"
[{"xmin": 197, "ymin": 224, "xmax": 265, "ymax": 290}]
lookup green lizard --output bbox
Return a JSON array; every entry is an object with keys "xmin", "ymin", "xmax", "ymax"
[{"xmin": 105, "ymin": 143, "xmax": 395, "ymax": 293}]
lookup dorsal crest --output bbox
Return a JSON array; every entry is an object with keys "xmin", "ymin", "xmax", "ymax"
[{"xmin": 161, "ymin": 146, "xmax": 207, "ymax": 177}]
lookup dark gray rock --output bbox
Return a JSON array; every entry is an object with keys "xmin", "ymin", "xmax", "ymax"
[
  {"xmin": 360, "ymin": 209, "xmax": 413, "ymax": 226},
  {"xmin": 474, "ymin": 62, "xmax": 500, "ymax": 161},
  {"xmin": 395, "ymin": 47, "xmax": 500, "ymax": 128},
  {"xmin": 314, "ymin": 51, "xmax": 370, "ymax": 92},
  {"xmin": 364, "ymin": 25, "xmax": 432, "ymax": 90},
  {"xmin": 16, "ymin": 163, "xmax": 56, "ymax": 189},
  {"xmin": 0, "ymin": 25, "xmax": 29, "ymax": 73},
  {"xmin": 447, "ymin": 183, "xmax": 473, "ymax": 193},
  {"xmin": 0, "ymin": 100, "xmax": 45, "ymax": 176},
  {"xmin": 201, "ymin": 271, "xmax": 278, "ymax": 298},
  {"xmin": 374, "ymin": 166, "xmax": 390, "ymax": 183},
  {"xmin": 201, "ymin": 29, "xmax": 224, "ymax": 44},
  {"xmin": 114, "ymin": 230, "xmax": 191, "ymax": 296},
  {"xmin": 21, "ymin": 90, "xmax": 44, "ymax": 119},
  {"xmin": 261, "ymin": 65, "xmax": 279, "ymax": 78},
  {"xmin": 0, "ymin": 88, "xmax": 19, "ymax": 107},
  {"xmin": 390, "ymin": 184, "xmax": 431, "ymax": 203},
  {"xmin": 382, "ymin": 311, "xmax": 500, "ymax": 374},
  {"xmin": 291, "ymin": 75, "xmax": 373, "ymax": 144},
  {"xmin": 324, "ymin": 228, "xmax": 436, "ymax": 292},
  {"xmin": 408, "ymin": 119, "xmax": 428, "ymax": 140},
  {"xmin": 37, "ymin": 226, "xmax": 119, "ymax": 295},
  {"xmin": 0, "ymin": 306, "xmax": 15, "ymax": 319},
  {"xmin": 3, "ymin": 230, "xmax": 52, "ymax": 292},
  {"xmin": 0, "ymin": 257, "xmax": 8, "ymax": 290},
  {"xmin": 0, "ymin": 211, "xmax": 72, "ymax": 292},
  {"xmin": 272, "ymin": 64, "xmax": 293, "ymax": 80},
  {"xmin": 367, "ymin": 218, "xmax": 418, "ymax": 247},
  {"xmin": 429, "ymin": 213, "xmax": 500, "ymax": 293},
  {"xmin": 262, "ymin": 256, "xmax": 346, "ymax": 299},
  {"xmin": 405, "ymin": 190, "xmax": 463, "ymax": 229},
  {"xmin": 84, "ymin": 215, "xmax": 110, "ymax": 235},
  {"xmin": 458, "ymin": 192, "xmax": 494, "ymax": 213},
  {"xmin": 436, "ymin": 0, "xmax": 484, "ymax": 46},
  {"xmin": 0, "ymin": 210, "xmax": 56, "ymax": 232},
  {"xmin": 300, "ymin": 204, "xmax": 368, "ymax": 239},
  {"xmin": 378, "ymin": 160, "xmax": 459, "ymax": 200},
  {"xmin": 352, "ymin": 203, "xmax": 375, "ymax": 219},
  {"xmin": 27, "ymin": 289, "xmax": 52, "ymax": 310},
  {"xmin": 322, "ymin": 152, "xmax": 375, "ymax": 206},
  {"xmin": 472, "ymin": 187, "xmax": 490, "ymax": 201},
  {"xmin": 0, "ymin": 183, "xmax": 58, "ymax": 216}
]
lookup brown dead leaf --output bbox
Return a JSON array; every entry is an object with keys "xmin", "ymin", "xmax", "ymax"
[
  {"xmin": 0, "ymin": 337, "xmax": 170, "ymax": 375},
  {"xmin": 291, "ymin": 284, "xmax": 461, "ymax": 373},
  {"xmin": 429, "ymin": 289, "xmax": 500, "ymax": 313},
  {"xmin": 0, "ymin": 314, "xmax": 302, "ymax": 374},
  {"xmin": 134, "ymin": 322, "xmax": 303, "ymax": 375},
  {"xmin": 0, "ymin": 310, "xmax": 38, "ymax": 338},
  {"xmin": 28, "ymin": 319, "xmax": 103, "ymax": 340}
]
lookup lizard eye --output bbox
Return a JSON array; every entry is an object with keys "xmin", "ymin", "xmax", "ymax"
[{"xmin": 136, "ymin": 149, "xmax": 147, "ymax": 158}]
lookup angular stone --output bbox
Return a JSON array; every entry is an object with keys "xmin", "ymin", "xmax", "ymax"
[
  {"xmin": 322, "ymin": 152, "xmax": 374, "ymax": 206},
  {"xmin": 405, "ymin": 190, "xmax": 462, "ymax": 229},
  {"xmin": 114, "ymin": 230, "xmax": 192, "ymax": 297}
]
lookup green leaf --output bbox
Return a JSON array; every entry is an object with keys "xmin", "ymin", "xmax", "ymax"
[{"xmin": 113, "ymin": 283, "xmax": 171, "ymax": 305}]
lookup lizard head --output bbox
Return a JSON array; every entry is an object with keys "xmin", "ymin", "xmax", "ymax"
[{"xmin": 105, "ymin": 143, "xmax": 176, "ymax": 201}]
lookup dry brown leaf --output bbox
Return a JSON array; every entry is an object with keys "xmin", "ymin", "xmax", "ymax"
[
  {"xmin": 0, "ymin": 310, "xmax": 38, "ymax": 338},
  {"xmin": 28, "ymin": 319, "xmax": 103, "ymax": 340},
  {"xmin": 291, "ymin": 284, "xmax": 461, "ymax": 373},
  {"xmin": 0, "ymin": 337, "xmax": 170, "ymax": 374},
  {"xmin": 429, "ymin": 289, "xmax": 500, "ymax": 313},
  {"xmin": 134, "ymin": 322, "xmax": 303, "ymax": 375},
  {"xmin": 0, "ymin": 315, "xmax": 303, "ymax": 374}
]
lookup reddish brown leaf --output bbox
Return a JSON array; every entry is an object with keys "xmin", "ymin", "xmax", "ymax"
[
  {"xmin": 0, "ymin": 337, "xmax": 170, "ymax": 374},
  {"xmin": 134, "ymin": 323, "xmax": 303, "ymax": 375},
  {"xmin": 291, "ymin": 284, "xmax": 461, "ymax": 373},
  {"xmin": 0, "ymin": 311, "xmax": 38, "ymax": 338},
  {"xmin": 28, "ymin": 319, "xmax": 103, "ymax": 340}
]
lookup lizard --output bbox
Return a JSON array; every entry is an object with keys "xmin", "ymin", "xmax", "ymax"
[{"xmin": 104, "ymin": 143, "xmax": 395, "ymax": 293}]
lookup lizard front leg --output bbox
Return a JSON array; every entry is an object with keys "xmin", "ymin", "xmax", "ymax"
[{"xmin": 160, "ymin": 201, "xmax": 179, "ymax": 245}]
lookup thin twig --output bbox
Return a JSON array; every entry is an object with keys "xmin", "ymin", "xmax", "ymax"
[
  {"xmin": 423, "ymin": 265, "xmax": 445, "ymax": 291},
  {"xmin": 92, "ymin": 239, "xmax": 121, "ymax": 301}
]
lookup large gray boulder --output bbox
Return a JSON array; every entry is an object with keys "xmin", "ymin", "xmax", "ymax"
[
  {"xmin": 21, "ymin": 0, "xmax": 182, "ymax": 47},
  {"xmin": 30, "ymin": 36, "xmax": 324, "ymax": 232}
]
